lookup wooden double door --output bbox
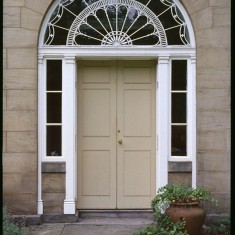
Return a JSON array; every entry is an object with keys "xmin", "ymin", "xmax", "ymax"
[{"xmin": 77, "ymin": 60, "xmax": 156, "ymax": 209}]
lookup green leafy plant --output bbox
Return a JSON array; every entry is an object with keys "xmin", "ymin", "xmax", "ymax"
[
  {"xmin": 134, "ymin": 213, "xmax": 188, "ymax": 235},
  {"xmin": 3, "ymin": 207, "xmax": 31, "ymax": 235},
  {"xmin": 151, "ymin": 184, "xmax": 218, "ymax": 213},
  {"xmin": 203, "ymin": 216, "xmax": 230, "ymax": 235},
  {"xmin": 134, "ymin": 184, "xmax": 219, "ymax": 235}
]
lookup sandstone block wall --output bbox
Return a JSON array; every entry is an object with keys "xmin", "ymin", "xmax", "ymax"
[
  {"xmin": 3, "ymin": 0, "xmax": 231, "ymax": 214},
  {"xmin": 3, "ymin": 0, "xmax": 54, "ymax": 214},
  {"xmin": 182, "ymin": 0, "xmax": 231, "ymax": 213}
]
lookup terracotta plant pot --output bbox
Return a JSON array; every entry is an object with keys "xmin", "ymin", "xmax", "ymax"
[{"xmin": 165, "ymin": 201, "xmax": 206, "ymax": 235}]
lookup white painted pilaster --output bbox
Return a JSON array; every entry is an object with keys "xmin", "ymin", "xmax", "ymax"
[
  {"xmin": 188, "ymin": 56, "xmax": 197, "ymax": 188},
  {"xmin": 156, "ymin": 56, "xmax": 170, "ymax": 191},
  {"xmin": 37, "ymin": 56, "xmax": 44, "ymax": 215},
  {"xmin": 63, "ymin": 56, "xmax": 77, "ymax": 214}
]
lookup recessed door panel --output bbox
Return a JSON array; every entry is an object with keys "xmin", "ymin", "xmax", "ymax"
[
  {"xmin": 82, "ymin": 89, "xmax": 110, "ymax": 136},
  {"xmin": 77, "ymin": 60, "xmax": 156, "ymax": 209}
]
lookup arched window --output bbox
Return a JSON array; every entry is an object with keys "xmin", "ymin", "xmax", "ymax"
[
  {"xmin": 44, "ymin": 0, "xmax": 190, "ymax": 46},
  {"xmin": 38, "ymin": 0, "xmax": 196, "ymax": 215}
]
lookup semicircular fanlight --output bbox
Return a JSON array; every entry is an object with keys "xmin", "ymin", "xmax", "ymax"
[{"xmin": 44, "ymin": 0, "xmax": 190, "ymax": 46}]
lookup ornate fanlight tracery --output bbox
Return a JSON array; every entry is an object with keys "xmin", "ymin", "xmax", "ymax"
[{"xmin": 44, "ymin": 0, "xmax": 190, "ymax": 46}]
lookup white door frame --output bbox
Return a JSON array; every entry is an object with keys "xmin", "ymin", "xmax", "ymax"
[
  {"xmin": 38, "ymin": 49, "xmax": 196, "ymax": 215},
  {"xmin": 37, "ymin": 0, "xmax": 196, "ymax": 215}
]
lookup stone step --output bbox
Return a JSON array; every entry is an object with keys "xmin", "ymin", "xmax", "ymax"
[{"xmin": 78, "ymin": 210, "xmax": 154, "ymax": 219}]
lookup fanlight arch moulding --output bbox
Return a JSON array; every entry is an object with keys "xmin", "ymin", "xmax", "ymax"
[
  {"xmin": 37, "ymin": 0, "xmax": 196, "ymax": 215},
  {"xmin": 39, "ymin": 0, "xmax": 196, "ymax": 51}
]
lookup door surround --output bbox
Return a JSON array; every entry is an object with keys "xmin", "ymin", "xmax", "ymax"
[{"xmin": 37, "ymin": 0, "xmax": 196, "ymax": 215}]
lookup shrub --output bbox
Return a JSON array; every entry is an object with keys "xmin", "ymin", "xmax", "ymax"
[
  {"xmin": 3, "ymin": 207, "xmax": 31, "ymax": 235},
  {"xmin": 203, "ymin": 216, "xmax": 230, "ymax": 235}
]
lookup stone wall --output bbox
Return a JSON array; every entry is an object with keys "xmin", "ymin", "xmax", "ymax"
[
  {"xmin": 3, "ymin": 0, "xmax": 54, "ymax": 214},
  {"xmin": 3, "ymin": 0, "xmax": 231, "ymax": 215},
  {"xmin": 181, "ymin": 0, "xmax": 231, "ymax": 213}
]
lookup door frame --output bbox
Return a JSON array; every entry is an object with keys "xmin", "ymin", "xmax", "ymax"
[
  {"xmin": 37, "ymin": 0, "xmax": 196, "ymax": 215},
  {"xmin": 76, "ymin": 60, "xmax": 157, "ymax": 209},
  {"xmin": 38, "ymin": 50, "xmax": 196, "ymax": 214}
]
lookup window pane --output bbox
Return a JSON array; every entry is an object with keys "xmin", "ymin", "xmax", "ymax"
[
  {"xmin": 171, "ymin": 126, "xmax": 187, "ymax": 156},
  {"xmin": 172, "ymin": 93, "xmax": 186, "ymax": 123},
  {"xmin": 172, "ymin": 60, "xmax": 187, "ymax": 90},
  {"xmin": 47, "ymin": 60, "xmax": 62, "ymax": 91},
  {"xmin": 47, "ymin": 126, "xmax": 61, "ymax": 156},
  {"xmin": 47, "ymin": 93, "xmax": 61, "ymax": 123},
  {"xmin": 45, "ymin": 0, "xmax": 190, "ymax": 46}
]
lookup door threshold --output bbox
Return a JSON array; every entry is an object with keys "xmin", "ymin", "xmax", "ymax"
[{"xmin": 78, "ymin": 209, "xmax": 153, "ymax": 219}]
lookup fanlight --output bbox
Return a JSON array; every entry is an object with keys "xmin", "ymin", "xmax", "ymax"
[{"xmin": 44, "ymin": 0, "xmax": 190, "ymax": 46}]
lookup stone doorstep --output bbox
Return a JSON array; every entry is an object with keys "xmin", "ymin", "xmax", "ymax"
[
  {"xmin": 78, "ymin": 210, "xmax": 154, "ymax": 219},
  {"xmin": 12, "ymin": 215, "xmax": 42, "ymax": 226},
  {"xmin": 12, "ymin": 214, "xmax": 78, "ymax": 225},
  {"xmin": 42, "ymin": 214, "xmax": 79, "ymax": 223},
  {"xmin": 11, "ymin": 212, "xmax": 229, "ymax": 226}
]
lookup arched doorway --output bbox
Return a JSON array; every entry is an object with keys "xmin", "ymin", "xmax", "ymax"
[{"xmin": 38, "ymin": 0, "xmax": 196, "ymax": 214}]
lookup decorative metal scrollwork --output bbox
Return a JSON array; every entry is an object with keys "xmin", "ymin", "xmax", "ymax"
[{"xmin": 44, "ymin": 0, "xmax": 190, "ymax": 46}]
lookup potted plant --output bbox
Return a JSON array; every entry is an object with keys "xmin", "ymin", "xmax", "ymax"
[{"xmin": 151, "ymin": 184, "xmax": 218, "ymax": 235}]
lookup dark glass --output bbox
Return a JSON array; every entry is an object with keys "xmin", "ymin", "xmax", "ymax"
[
  {"xmin": 91, "ymin": 10, "xmax": 109, "ymax": 34},
  {"xmin": 172, "ymin": 60, "xmax": 187, "ymax": 90},
  {"xmin": 107, "ymin": 5, "xmax": 116, "ymax": 31},
  {"xmin": 75, "ymin": 34, "xmax": 101, "ymax": 45},
  {"xmin": 49, "ymin": 27, "xmax": 68, "ymax": 45},
  {"xmin": 123, "ymin": 7, "xmax": 138, "ymax": 32},
  {"xmin": 44, "ymin": 0, "xmax": 190, "ymax": 46},
  {"xmin": 47, "ymin": 126, "xmax": 62, "ymax": 156},
  {"xmin": 172, "ymin": 93, "xmax": 186, "ymax": 123},
  {"xmin": 47, "ymin": 93, "xmax": 62, "ymax": 123},
  {"xmin": 117, "ymin": 5, "xmax": 128, "ymax": 31},
  {"xmin": 147, "ymin": 0, "xmax": 170, "ymax": 17},
  {"xmin": 171, "ymin": 125, "xmax": 187, "ymax": 156},
  {"xmin": 128, "ymin": 15, "xmax": 147, "ymax": 36},
  {"xmin": 166, "ymin": 27, "xmax": 185, "ymax": 45},
  {"xmin": 80, "ymin": 23, "xmax": 103, "ymax": 41},
  {"xmin": 47, "ymin": 60, "xmax": 62, "ymax": 91},
  {"xmin": 158, "ymin": 7, "xmax": 178, "ymax": 30},
  {"xmin": 137, "ymin": 0, "xmax": 150, "ymax": 5}
]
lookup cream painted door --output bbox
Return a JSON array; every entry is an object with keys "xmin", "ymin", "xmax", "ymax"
[{"xmin": 77, "ymin": 61, "xmax": 156, "ymax": 209}]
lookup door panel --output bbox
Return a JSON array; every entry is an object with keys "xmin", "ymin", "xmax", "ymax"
[
  {"xmin": 123, "ymin": 89, "xmax": 152, "ymax": 137},
  {"xmin": 77, "ymin": 61, "xmax": 117, "ymax": 209},
  {"xmin": 77, "ymin": 60, "xmax": 156, "ymax": 209},
  {"xmin": 117, "ymin": 61, "xmax": 156, "ymax": 209}
]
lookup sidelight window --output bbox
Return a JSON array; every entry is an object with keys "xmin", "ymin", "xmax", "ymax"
[
  {"xmin": 171, "ymin": 60, "xmax": 187, "ymax": 157},
  {"xmin": 46, "ymin": 60, "xmax": 62, "ymax": 156}
]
